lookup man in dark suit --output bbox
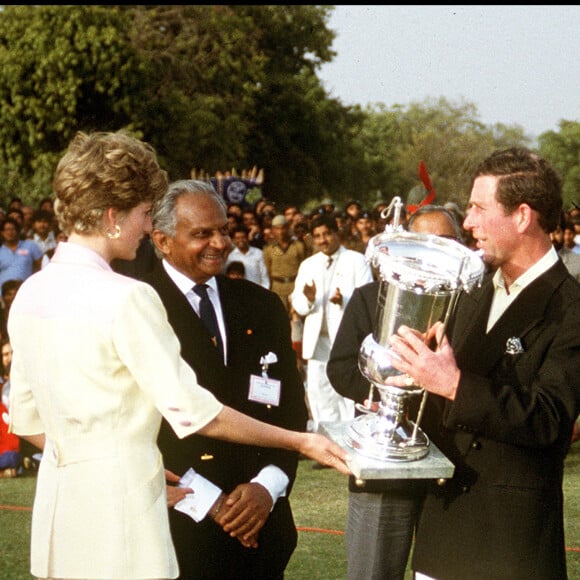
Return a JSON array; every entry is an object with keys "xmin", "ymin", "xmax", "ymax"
[
  {"xmin": 144, "ymin": 179, "xmax": 308, "ymax": 580},
  {"xmin": 386, "ymin": 148, "xmax": 580, "ymax": 579}
]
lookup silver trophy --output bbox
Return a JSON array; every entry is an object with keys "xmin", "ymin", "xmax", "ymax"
[{"xmin": 345, "ymin": 198, "xmax": 485, "ymax": 462}]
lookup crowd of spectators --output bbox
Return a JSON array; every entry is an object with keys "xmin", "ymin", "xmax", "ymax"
[
  {"xmin": 0, "ymin": 196, "xmax": 67, "ymax": 341},
  {"xmin": 0, "ymin": 196, "xmax": 62, "ymax": 477},
  {"xmin": 2, "ymin": 190, "xmax": 579, "ymax": 476}
]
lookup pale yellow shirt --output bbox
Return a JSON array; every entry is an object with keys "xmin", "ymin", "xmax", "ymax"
[{"xmin": 486, "ymin": 246, "xmax": 558, "ymax": 332}]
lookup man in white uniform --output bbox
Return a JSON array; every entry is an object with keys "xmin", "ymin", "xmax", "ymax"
[{"xmin": 291, "ymin": 213, "xmax": 372, "ymax": 437}]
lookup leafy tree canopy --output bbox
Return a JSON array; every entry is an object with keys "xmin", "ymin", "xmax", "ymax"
[
  {"xmin": 0, "ymin": 5, "xmax": 576, "ymax": 214},
  {"xmin": 0, "ymin": 5, "xmax": 142, "ymax": 204},
  {"xmin": 538, "ymin": 120, "xmax": 580, "ymax": 212}
]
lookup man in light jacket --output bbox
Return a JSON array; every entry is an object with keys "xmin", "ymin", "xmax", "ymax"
[{"xmin": 291, "ymin": 213, "xmax": 372, "ymax": 435}]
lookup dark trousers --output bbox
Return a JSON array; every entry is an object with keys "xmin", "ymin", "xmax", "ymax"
[
  {"xmin": 346, "ymin": 490, "xmax": 422, "ymax": 580},
  {"xmin": 169, "ymin": 497, "xmax": 296, "ymax": 580}
]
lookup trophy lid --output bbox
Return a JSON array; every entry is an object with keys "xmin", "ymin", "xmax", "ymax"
[{"xmin": 366, "ymin": 230, "xmax": 485, "ymax": 295}]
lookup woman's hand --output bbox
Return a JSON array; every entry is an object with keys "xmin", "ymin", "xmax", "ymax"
[
  {"xmin": 165, "ymin": 469, "xmax": 192, "ymax": 508},
  {"xmin": 298, "ymin": 433, "xmax": 352, "ymax": 475}
]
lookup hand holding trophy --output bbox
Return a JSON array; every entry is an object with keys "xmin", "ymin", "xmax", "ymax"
[{"xmin": 348, "ymin": 198, "xmax": 484, "ymax": 462}]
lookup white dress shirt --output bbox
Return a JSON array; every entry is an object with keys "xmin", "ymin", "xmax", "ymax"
[{"xmin": 487, "ymin": 246, "xmax": 558, "ymax": 332}]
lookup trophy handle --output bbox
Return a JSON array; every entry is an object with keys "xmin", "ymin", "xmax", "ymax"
[{"xmin": 355, "ymin": 383, "xmax": 376, "ymax": 415}]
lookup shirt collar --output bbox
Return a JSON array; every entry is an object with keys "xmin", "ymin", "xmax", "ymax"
[
  {"xmin": 493, "ymin": 246, "xmax": 559, "ymax": 293},
  {"xmin": 162, "ymin": 259, "xmax": 218, "ymax": 297},
  {"xmin": 51, "ymin": 241, "xmax": 111, "ymax": 271},
  {"xmin": 322, "ymin": 245, "xmax": 343, "ymax": 261}
]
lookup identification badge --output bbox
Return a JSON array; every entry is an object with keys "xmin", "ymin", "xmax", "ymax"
[{"xmin": 248, "ymin": 374, "xmax": 281, "ymax": 406}]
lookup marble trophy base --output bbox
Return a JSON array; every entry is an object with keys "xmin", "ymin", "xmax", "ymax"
[{"xmin": 319, "ymin": 420, "xmax": 454, "ymax": 481}]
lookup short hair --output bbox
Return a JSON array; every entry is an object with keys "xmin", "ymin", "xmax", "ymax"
[
  {"xmin": 226, "ymin": 261, "xmax": 246, "ymax": 277},
  {"xmin": 356, "ymin": 210, "xmax": 373, "ymax": 222},
  {"xmin": 345, "ymin": 201, "xmax": 362, "ymax": 219},
  {"xmin": 471, "ymin": 147, "xmax": 562, "ymax": 233},
  {"xmin": 6, "ymin": 208, "xmax": 23, "ymax": 221},
  {"xmin": 2, "ymin": 279, "xmax": 22, "ymax": 296},
  {"xmin": 1, "ymin": 217, "xmax": 21, "ymax": 233},
  {"xmin": 407, "ymin": 204, "xmax": 463, "ymax": 241},
  {"xmin": 231, "ymin": 224, "xmax": 250, "ymax": 237},
  {"xmin": 31, "ymin": 209, "xmax": 53, "ymax": 224},
  {"xmin": 310, "ymin": 213, "xmax": 338, "ymax": 234},
  {"xmin": 39, "ymin": 197, "xmax": 54, "ymax": 210},
  {"xmin": 53, "ymin": 131, "xmax": 168, "ymax": 236},
  {"xmin": 151, "ymin": 179, "xmax": 224, "ymax": 259}
]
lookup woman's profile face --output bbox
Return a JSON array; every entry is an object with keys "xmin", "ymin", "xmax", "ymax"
[{"xmin": 113, "ymin": 202, "xmax": 153, "ymax": 261}]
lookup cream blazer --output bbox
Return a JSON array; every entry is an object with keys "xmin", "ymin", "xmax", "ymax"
[
  {"xmin": 8, "ymin": 242, "xmax": 222, "ymax": 580},
  {"xmin": 291, "ymin": 246, "xmax": 373, "ymax": 359}
]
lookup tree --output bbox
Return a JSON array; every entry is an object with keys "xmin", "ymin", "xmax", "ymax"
[
  {"xmin": 345, "ymin": 103, "xmax": 408, "ymax": 209},
  {"xmin": 393, "ymin": 97, "xmax": 532, "ymax": 209},
  {"xmin": 538, "ymin": 120, "xmax": 580, "ymax": 212},
  {"xmin": 0, "ymin": 5, "xmax": 356, "ymax": 208},
  {"xmin": 124, "ymin": 5, "xmax": 266, "ymax": 180},
  {"xmin": 1, "ymin": 5, "xmax": 569, "ymax": 216},
  {"xmin": 0, "ymin": 5, "xmax": 144, "ymax": 205},
  {"xmin": 234, "ymin": 5, "xmax": 364, "ymax": 206},
  {"xmin": 352, "ymin": 97, "xmax": 533, "ymax": 212}
]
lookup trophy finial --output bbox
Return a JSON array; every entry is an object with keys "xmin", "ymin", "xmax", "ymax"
[{"xmin": 380, "ymin": 196, "xmax": 405, "ymax": 232}]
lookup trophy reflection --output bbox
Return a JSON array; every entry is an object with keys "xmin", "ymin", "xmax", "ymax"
[{"xmin": 345, "ymin": 200, "xmax": 484, "ymax": 462}]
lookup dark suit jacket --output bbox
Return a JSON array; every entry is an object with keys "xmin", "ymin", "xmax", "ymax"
[
  {"xmin": 327, "ymin": 281, "xmax": 427, "ymax": 495},
  {"xmin": 144, "ymin": 262, "xmax": 308, "ymax": 580},
  {"xmin": 412, "ymin": 260, "xmax": 580, "ymax": 580}
]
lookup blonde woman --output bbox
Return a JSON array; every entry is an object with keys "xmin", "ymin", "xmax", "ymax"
[{"xmin": 8, "ymin": 131, "xmax": 349, "ymax": 580}]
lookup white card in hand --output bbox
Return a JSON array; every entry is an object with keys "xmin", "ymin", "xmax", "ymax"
[{"xmin": 174, "ymin": 467, "xmax": 221, "ymax": 522}]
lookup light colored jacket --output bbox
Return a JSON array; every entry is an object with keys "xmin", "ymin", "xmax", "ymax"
[
  {"xmin": 9, "ymin": 242, "xmax": 222, "ymax": 580},
  {"xmin": 291, "ymin": 246, "xmax": 373, "ymax": 359}
]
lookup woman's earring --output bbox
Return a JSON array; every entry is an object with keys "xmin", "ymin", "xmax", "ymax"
[{"xmin": 107, "ymin": 225, "xmax": 121, "ymax": 240}]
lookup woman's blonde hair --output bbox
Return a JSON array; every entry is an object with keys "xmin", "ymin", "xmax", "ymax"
[{"xmin": 53, "ymin": 131, "xmax": 168, "ymax": 235}]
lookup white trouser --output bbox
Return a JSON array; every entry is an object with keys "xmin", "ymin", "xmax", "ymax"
[{"xmin": 306, "ymin": 335, "xmax": 354, "ymax": 430}]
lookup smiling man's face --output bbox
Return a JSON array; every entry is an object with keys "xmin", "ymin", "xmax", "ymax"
[{"xmin": 155, "ymin": 193, "xmax": 231, "ymax": 284}]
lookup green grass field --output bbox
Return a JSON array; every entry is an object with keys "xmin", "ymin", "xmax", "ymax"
[{"xmin": 1, "ymin": 443, "xmax": 579, "ymax": 579}]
